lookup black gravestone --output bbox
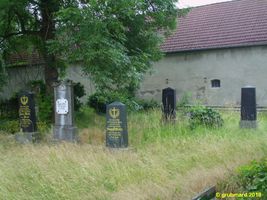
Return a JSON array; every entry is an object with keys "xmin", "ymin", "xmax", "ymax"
[
  {"xmin": 162, "ymin": 87, "xmax": 176, "ymax": 121},
  {"xmin": 18, "ymin": 92, "xmax": 37, "ymax": 132},
  {"xmin": 240, "ymin": 86, "xmax": 257, "ymax": 128},
  {"xmin": 106, "ymin": 102, "xmax": 128, "ymax": 148}
]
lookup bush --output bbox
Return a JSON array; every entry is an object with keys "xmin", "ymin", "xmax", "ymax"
[
  {"xmin": 188, "ymin": 105, "xmax": 223, "ymax": 129},
  {"xmin": 136, "ymin": 99, "xmax": 160, "ymax": 111},
  {"xmin": 30, "ymin": 80, "xmax": 53, "ymax": 123},
  {"xmin": 87, "ymin": 92, "xmax": 142, "ymax": 113},
  {"xmin": 73, "ymin": 82, "xmax": 86, "ymax": 111},
  {"xmin": 0, "ymin": 95, "xmax": 19, "ymax": 120},
  {"xmin": 0, "ymin": 120, "xmax": 20, "ymax": 134},
  {"xmin": 238, "ymin": 160, "xmax": 267, "ymax": 195}
]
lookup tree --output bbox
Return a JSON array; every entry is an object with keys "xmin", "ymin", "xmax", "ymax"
[
  {"xmin": 0, "ymin": 0, "xmax": 72, "ymax": 94},
  {"xmin": 0, "ymin": 0, "xmax": 180, "ymax": 95},
  {"xmin": 0, "ymin": 56, "xmax": 6, "ymax": 92}
]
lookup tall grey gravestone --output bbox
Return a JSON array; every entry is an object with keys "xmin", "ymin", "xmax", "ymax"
[
  {"xmin": 53, "ymin": 80, "xmax": 77, "ymax": 141},
  {"xmin": 240, "ymin": 86, "xmax": 257, "ymax": 128},
  {"xmin": 162, "ymin": 87, "xmax": 176, "ymax": 121},
  {"xmin": 16, "ymin": 91, "xmax": 38, "ymax": 142},
  {"xmin": 106, "ymin": 102, "xmax": 128, "ymax": 148}
]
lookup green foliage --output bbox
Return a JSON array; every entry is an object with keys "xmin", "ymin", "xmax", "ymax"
[
  {"xmin": 73, "ymin": 82, "xmax": 86, "ymax": 112},
  {"xmin": 0, "ymin": 94, "xmax": 19, "ymax": 120},
  {"xmin": 50, "ymin": 0, "xmax": 180, "ymax": 93},
  {"xmin": 0, "ymin": 57, "xmax": 7, "ymax": 91},
  {"xmin": 188, "ymin": 106, "xmax": 223, "ymax": 129},
  {"xmin": 37, "ymin": 94, "xmax": 53, "ymax": 123},
  {"xmin": 135, "ymin": 99, "xmax": 160, "ymax": 111},
  {"xmin": 177, "ymin": 92, "xmax": 192, "ymax": 108},
  {"xmin": 30, "ymin": 80, "xmax": 53, "ymax": 123},
  {"xmin": 36, "ymin": 121, "xmax": 50, "ymax": 140},
  {"xmin": 0, "ymin": 0, "xmax": 183, "ymax": 96},
  {"xmin": 237, "ymin": 160, "xmax": 267, "ymax": 195},
  {"xmin": 0, "ymin": 120, "xmax": 20, "ymax": 134},
  {"xmin": 87, "ymin": 92, "xmax": 142, "ymax": 113}
]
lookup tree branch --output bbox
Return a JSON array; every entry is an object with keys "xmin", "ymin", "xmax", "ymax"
[{"xmin": 0, "ymin": 30, "xmax": 41, "ymax": 44}]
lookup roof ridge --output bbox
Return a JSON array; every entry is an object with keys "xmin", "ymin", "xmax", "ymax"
[{"xmin": 187, "ymin": 0, "xmax": 240, "ymax": 9}]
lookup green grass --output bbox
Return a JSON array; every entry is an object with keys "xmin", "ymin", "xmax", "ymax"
[{"xmin": 0, "ymin": 109, "xmax": 267, "ymax": 199}]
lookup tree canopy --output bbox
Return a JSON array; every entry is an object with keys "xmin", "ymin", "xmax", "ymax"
[{"xmin": 0, "ymin": 0, "xmax": 180, "ymax": 95}]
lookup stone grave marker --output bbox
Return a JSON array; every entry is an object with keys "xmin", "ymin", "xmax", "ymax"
[
  {"xmin": 53, "ymin": 80, "xmax": 77, "ymax": 141},
  {"xmin": 16, "ymin": 91, "xmax": 38, "ymax": 142},
  {"xmin": 240, "ymin": 86, "xmax": 257, "ymax": 128},
  {"xmin": 106, "ymin": 102, "xmax": 128, "ymax": 148},
  {"xmin": 162, "ymin": 87, "xmax": 176, "ymax": 121}
]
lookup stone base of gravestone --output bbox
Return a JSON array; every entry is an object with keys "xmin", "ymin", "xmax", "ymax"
[
  {"xmin": 239, "ymin": 120, "xmax": 257, "ymax": 129},
  {"xmin": 15, "ymin": 132, "xmax": 39, "ymax": 143},
  {"xmin": 53, "ymin": 125, "xmax": 78, "ymax": 142},
  {"xmin": 161, "ymin": 114, "xmax": 177, "ymax": 124}
]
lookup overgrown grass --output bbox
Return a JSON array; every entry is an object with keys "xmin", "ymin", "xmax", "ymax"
[{"xmin": 0, "ymin": 109, "xmax": 267, "ymax": 199}]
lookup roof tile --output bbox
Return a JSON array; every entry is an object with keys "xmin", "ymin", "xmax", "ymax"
[{"xmin": 161, "ymin": 0, "xmax": 267, "ymax": 52}]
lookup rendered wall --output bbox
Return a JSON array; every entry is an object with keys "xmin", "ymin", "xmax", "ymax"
[
  {"xmin": 2, "ymin": 46, "xmax": 267, "ymax": 106},
  {"xmin": 137, "ymin": 46, "xmax": 267, "ymax": 106}
]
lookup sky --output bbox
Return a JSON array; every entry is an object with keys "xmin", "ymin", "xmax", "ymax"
[{"xmin": 177, "ymin": 0, "xmax": 232, "ymax": 8}]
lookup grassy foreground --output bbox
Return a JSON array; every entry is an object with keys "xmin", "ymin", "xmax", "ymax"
[{"xmin": 1, "ymin": 109, "xmax": 267, "ymax": 200}]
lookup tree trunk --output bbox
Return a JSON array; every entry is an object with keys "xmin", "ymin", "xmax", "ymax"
[{"xmin": 40, "ymin": 0, "xmax": 59, "ymax": 95}]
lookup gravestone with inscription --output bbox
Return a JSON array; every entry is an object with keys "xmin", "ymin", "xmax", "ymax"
[
  {"xmin": 162, "ymin": 87, "xmax": 176, "ymax": 121},
  {"xmin": 240, "ymin": 86, "xmax": 257, "ymax": 128},
  {"xmin": 16, "ymin": 91, "xmax": 38, "ymax": 142},
  {"xmin": 53, "ymin": 80, "xmax": 77, "ymax": 141},
  {"xmin": 106, "ymin": 102, "xmax": 128, "ymax": 148}
]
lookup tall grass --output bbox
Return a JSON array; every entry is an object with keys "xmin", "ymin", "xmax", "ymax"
[{"xmin": 0, "ymin": 109, "xmax": 267, "ymax": 199}]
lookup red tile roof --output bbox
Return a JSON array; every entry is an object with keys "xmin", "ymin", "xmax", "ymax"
[{"xmin": 161, "ymin": 0, "xmax": 267, "ymax": 53}]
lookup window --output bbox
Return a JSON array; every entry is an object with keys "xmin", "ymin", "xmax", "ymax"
[{"xmin": 211, "ymin": 79, "xmax": 221, "ymax": 88}]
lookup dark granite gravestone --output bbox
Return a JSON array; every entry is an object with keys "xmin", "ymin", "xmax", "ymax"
[
  {"xmin": 53, "ymin": 80, "xmax": 77, "ymax": 141},
  {"xmin": 16, "ymin": 91, "xmax": 38, "ymax": 142},
  {"xmin": 192, "ymin": 186, "xmax": 216, "ymax": 200},
  {"xmin": 162, "ymin": 87, "xmax": 176, "ymax": 121},
  {"xmin": 240, "ymin": 86, "xmax": 257, "ymax": 128},
  {"xmin": 106, "ymin": 102, "xmax": 128, "ymax": 148}
]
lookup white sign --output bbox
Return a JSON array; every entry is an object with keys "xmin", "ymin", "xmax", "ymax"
[{"xmin": 56, "ymin": 99, "xmax": 69, "ymax": 114}]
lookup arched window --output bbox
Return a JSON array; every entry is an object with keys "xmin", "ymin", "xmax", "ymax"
[{"xmin": 211, "ymin": 79, "xmax": 221, "ymax": 88}]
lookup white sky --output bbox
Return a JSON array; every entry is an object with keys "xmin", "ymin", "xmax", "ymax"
[{"xmin": 177, "ymin": 0, "xmax": 232, "ymax": 8}]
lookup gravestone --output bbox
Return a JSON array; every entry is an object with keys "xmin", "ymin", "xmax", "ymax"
[
  {"xmin": 162, "ymin": 87, "xmax": 176, "ymax": 121},
  {"xmin": 240, "ymin": 86, "xmax": 257, "ymax": 128},
  {"xmin": 192, "ymin": 186, "xmax": 216, "ymax": 200},
  {"xmin": 106, "ymin": 102, "xmax": 128, "ymax": 148},
  {"xmin": 53, "ymin": 80, "xmax": 77, "ymax": 141},
  {"xmin": 16, "ymin": 91, "xmax": 38, "ymax": 142}
]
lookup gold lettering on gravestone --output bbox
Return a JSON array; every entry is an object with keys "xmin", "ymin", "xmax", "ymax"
[
  {"xmin": 107, "ymin": 107, "xmax": 123, "ymax": 139},
  {"xmin": 19, "ymin": 96, "xmax": 32, "ymax": 128}
]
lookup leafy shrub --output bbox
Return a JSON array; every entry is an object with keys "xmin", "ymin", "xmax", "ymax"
[
  {"xmin": 30, "ymin": 80, "xmax": 53, "ymax": 122},
  {"xmin": 87, "ymin": 91, "xmax": 142, "ymax": 113},
  {"xmin": 188, "ymin": 105, "xmax": 223, "ymax": 129},
  {"xmin": 177, "ymin": 92, "xmax": 192, "ymax": 108},
  {"xmin": 37, "ymin": 94, "xmax": 53, "ymax": 123},
  {"xmin": 135, "ymin": 99, "xmax": 160, "ymax": 111},
  {"xmin": 0, "ymin": 120, "xmax": 20, "ymax": 134},
  {"xmin": 238, "ymin": 160, "xmax": 267, "ymax": 195},
  {"xmin": 0, "ymin": 95, "xmax": 19, "ymax": 120},
  {"xmin": 73, "ymin": 82, "xmax": 86, "ymax": 111}
]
